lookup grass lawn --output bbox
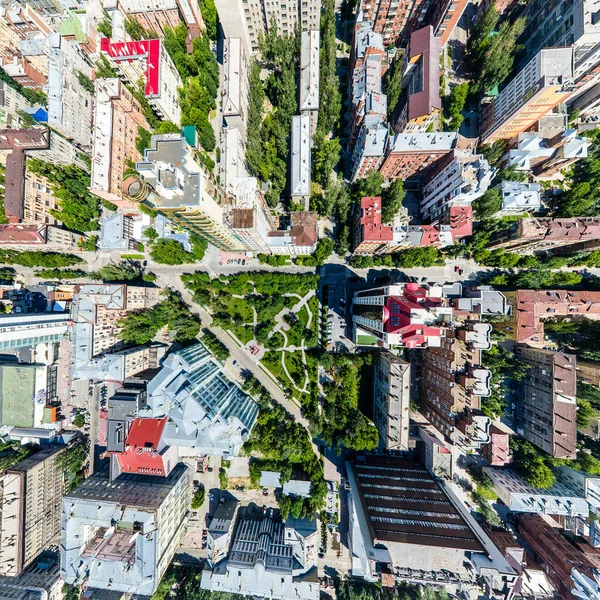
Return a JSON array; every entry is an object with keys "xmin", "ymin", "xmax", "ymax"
[
  {"xmin": 213, "ymin": 295, "xmax": 254, "ymax": 323},
  {"xmin": 297, "ymin": 305, "xmax": 310, "ymax": 329},
  {"xmin": 232, "ymin": 324, "xmax": 255, "ymax": 345},
  {"xmin": 308, "ymin": 296, "xmax": 319, "ymax": 338},
  {"xmin": 284, "ymin": 351, "xmax": 306, "ymax": 387},
  {"xmin": 262, "ymin": 350, "xmax": 294, "ymax": 389}
]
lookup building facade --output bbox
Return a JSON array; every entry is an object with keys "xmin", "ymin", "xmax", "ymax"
[
  {"xmin": 515, "ymin": 346, "xmax": 577, "ymax": 459},
  {"xmin": 90, "ymin": 78, "xmax": 150, "ymax": 205},
  {"xmin": 373, "ymin": 350, "xmax": 411, "ymax": 451},
  {"xmin": 100, "ymin": 38, "xmax": 182, "ymax": 124},
  {"xmin": 480, "ymin": 48, "xmax": 575, "ymax": 143},
  {"xmin": 421, "ymin": 153, "xmax": 494, "ymax": 222},
  {"xmin": 145, "ymin": 343, "xmax": 259, "ymax": 457},
  {"xmin": 61, "ymin": 465, "xmax": 190, "ymax": 595},
  {"xmin": 215, "ymin": 0, "xmax": 321, "ymax": 55},
  {"xmin": 379, "ymin": 132, "xmax": 457, "ymax": 181},
  {"xmin": 421, "ymin": 322, "xmax": 492, "ymax": 444},
  {"xmin": 137, "ymin": 134, "xmax": 250, "ymax": 252},
  {"xmin": 0, "ymin": 445, "xmax": 66, "ymax": 577}
]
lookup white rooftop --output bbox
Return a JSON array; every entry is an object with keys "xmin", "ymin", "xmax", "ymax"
[
  {"xmin": 300, "ymin": 31, "xmax": 320, "ymax": 112},
  {"xmin": 291, "ymin": 115, "xmax": 311, "ymax": 197}
]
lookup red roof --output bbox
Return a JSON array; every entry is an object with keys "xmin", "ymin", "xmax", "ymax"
[
  {"xmin": 448, "ymin": 205, "xmax": 473, "ymax": 240},
  {"xmin": 419, "ymin": 225, "xmax": 441, "ymax": 246},
  {"xmin": 100, "ymin": 38, "xmax": 161, "ymax": 98},
  {"xmin": 360, "ymin": 196, "xmax": 393, "ymax": 241},
  {"xmin": 125, "ymin": 416, "xmax": 167, "ymax": 450},
  {"xmin": 0, "ymin": 224, "xmax": 45, "ymax": 244},
  {"xmin": 383, "ymin": 286, "xmax": 442, "ymax": 334},
  {"xmin": 116, "ymin": 417, "xmax": 171, "ymax": 476}
]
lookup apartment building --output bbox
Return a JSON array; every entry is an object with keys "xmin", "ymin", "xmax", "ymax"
[
  {"xmin": 481, "ymin": 425, "xmax": 511, "ymax": 466},
  {"xmin": 356, "ymin": 0, "xmax": 432, "ymax": 45},
  {"xmin": 373, "ymin": 350, "xmax": 411, "ymax": 451},
  {"xmin": 421, "ymin": 154, "xmax": 494, "ymax": 222},
  {"xmin": 299, "ymin": 30, "xmax": 320, "ymax": 133},
  {"xmin": 267, "ymin": 211, "xmax": 319, "ymax": 255},
  {"xmin": 71, "ymin": 285, "xmax": 160, "ymax": 380},
  {"xmin": 137, "ymin": 134, "xmax": 250, "ymax": 252},
  {"xmin": 379, "ymin": 132, "xmax": 457, "ymax": 181},
  {"xmin": 90, "ymin": 78, "xmax": 150, "ymax": 206},
  {"xmin": 517, "ymin": 514, "xmax": 600, "ymax": 600},
  {"xmin": 215, "ymin": 0, "xmax": 321, "ymax": 55},
  {"xmin": 480, "ymin": 48, "xmax": 575, "ymax": 143},
  {"xmin": 291, "ymin": 115, "xmax": 311, "ymax": 210},
  {"xmin": 508, "ymin": 130, "xmax": 591, "ymax": 177},
  {"xmin": 47, "ymin": 32, "xmax": 94, "ymax": 149},
  {"xmin": 496, "ymin": 182, "xmax": 542, "ymax": 216},
  {"xmin": 350, "ymin": 115, "xmax": 388, "ymax": 181},
  {"xmin": 201, "ymin": 508, "xmax": 319, "ymax": 599},
  {"xmin": 0, "ymin": 445, "xmax": 66, "ymax": 577},
  {"xmin": 100, "ymin": 38, "xmax": 181, "ymax": 124},
  {"xmin": 118, "ymin": 0, "xmax": 204, "ymax": 40},
  {"xmin": 61, "ymin": 465, "xmax": 190, "ymax": 595},
  {"xmin": 395, "ymin": 26, "xmax": 441, "ymax": 133},
  {"xmin": 501, "ymin": 289, "xmax": 600, "ymax": 346},
  {"xmin": 421, "ymin": 322, "xmax": 492, "ymax": 444},
  {"xmin": 23, "ymin": 167, "xmax": 60, "ymax": 225},
  {"xmin": 352, "ymin": 282, "xmax": 456, "ymax": 349},
  {"xmin": 0, "ymin": 80, "xmax": 32, "ymax": 128},
  {"xmin": 350, "ymin": 15, "xmax": 385, "ymax": 146},
  {"xmin": 145, "ymin": 343, "xmax": 259, "ymax": 457},
  {"xmin": 488, "ymin": 218, "xmax": 600, "ymax": 253},
  {"xmin": 484, "ymin": 470, "xmax": 588, "ymax": 517},
  {"xmin": 353, "ymin": 196, "xmax": 399, "ymax": 254},
  {"xmin": 515, "ymin": 346, "xmax": 577, "ymax": 459},
  {"xmin": 428, "ymin": 0, "xmax": 470, "ymax": 46},
  {"xmin": 222, "ymin": 38, "xmax": 249, "ymax": 132}
]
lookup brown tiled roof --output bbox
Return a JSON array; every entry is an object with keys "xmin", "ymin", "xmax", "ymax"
[
  {"xmin": 290, "ymin": 211, "xmax": 318, "ymax": 247},
  {"xmin": 350, "ymin": 454, "xmax": 485, "ymax": 552},
  {"xmin": 232, "ymin": 208, "xmax": 255, "ymax": 229}
]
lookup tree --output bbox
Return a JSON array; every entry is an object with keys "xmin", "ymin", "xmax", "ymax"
[
  {"xmin": 150, "ymin": 239, "xmax": 197, "ymax": 264},
  {"xmin": 246, "ymin": 60, "xmax": 266, "ymax": 179},
  {"xmin": 201, "ymin": 330, "xmax": 230, "ymax": 361},
  {"xmin": 94, "ymin": 261, "xmax": 141, "ymax": 282},
  {"xmin": 493, "ymin": 165, "xmax": 527, "ymax": 185},
  {"xmin": 73, "ymin": 413, "xmax": 85, "ymax": 428},
  {"xmin": 385, "ymin": 55, "xmax": 403, "ymax": 117},
  {"xmin": 478, "ymin": 139, "xmax": 508, "ymax": 166},
  {"xmin": 381, "ymin": 179, "xmax": 406, "ymax": 223},
  {"xmin": 312, "ymin": 135, "xmax": 341, "ymax": 187},
  {"xmin": 444, "ymin": 82, "xmax": 469, "ymax": 130},
  {"xmin": 466, "ymin": 5, "xmax": 526, "ymax": 93},
  {"xmin": 144, "ymin": 227, "xmax": 159, "ymax": 241},
  {"xmin": 26, "ymin": 159, "xmax": 100, "ymax": 232},
  {"xmin": 135, "ymin": 127, "xmax": 152, "ymax": 154},
  {"xmin": 511, "ymin": 438, "xmax": 556, "ymax": 489},
  {"xmin": 191, "ymin": 484, "xmax": 205, "ymax": 509},
  {"xmin": 473, "ymin": 188, "xmax": 502, "ymax": 218},
  {"xmin": 0, "ymin": 249, "xmax": 83, "ymax": 268},
  {"xmin": 354, "ymin": 171, "xmax": 383, "ymax": 198},
  {"xmin": 578, "ymin": 398, "xmax": 597, "ymax": 428},
  {"xmin": 76, "ymin": 71, "xmax": 94, "ymax": 94},
  {"xmin": 199, "ymin": 0, "xmax": 217, "ymax": 40},
  {"xmin": 295, "ymin": 238, "xmax": 334, "ymax": 266}
]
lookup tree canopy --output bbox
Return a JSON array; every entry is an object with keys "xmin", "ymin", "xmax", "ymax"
[
  {"xmin": 466, "ymin": 6, "xmax": 526, "ymax": 93},
  {"xmin": 26, "ymin": 159, "xmax": 100, "ymax": 232},
  {"xmin": 472, "ymin": 188, "xmax": 502, "ymax": 219}
]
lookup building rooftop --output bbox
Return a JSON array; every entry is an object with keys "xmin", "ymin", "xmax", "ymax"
[
  {"xmin": 500, "ymin": 181, "xmax": 542, "ymax": 213},
  {"xmin": 144, "ymin": 343, "xmax": 259, "ymax": 457},
  {"xmin": 348, "ymin": 455, "xmax": 485, "ymax": 551},
  {"xmin": 100, "ymin": 38, "xmax": 162, "ymax": 98},
  {"xmin": 387, "ymin": 132, "xmax": 457, "ymax": 153},
  {"xmin": 358, "ymin": 196, "xmax": 394, "ymax": 242},
  {"xmin": 300, "ymin": 31, "xmax": 319, "ymax": 112},
  {"xmin": 514, "ymin": 289, "xmax": 600, "ymax": 345},
  {"xmin": 406, "ymin": 26, "xmax": 442, "ymax": 122},
  {"xmin": 222, "ymin": 38, "xmax": 244, "ymax": 117},
  {"xmin": 518, "ymin": 217, "xmax": 600, "ymax": 244},
  {"xmin": 291, "ymin": 116, "xmax": 311, "ymax": 197},
  {"xmin": 0, "ymin": 224, "xmax": 46, "ymax": 244}
]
